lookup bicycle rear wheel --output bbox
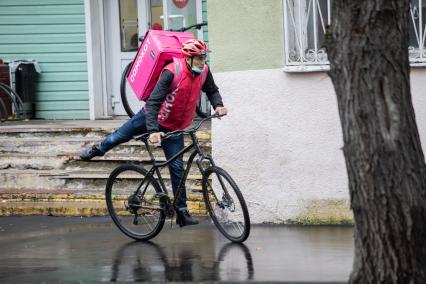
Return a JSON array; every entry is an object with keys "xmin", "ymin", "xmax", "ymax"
[
  {"xmin": 202, "ymin": 166, "xmax": 250, "ymax": 243},
  {"xmin": 105, "ymin": 164, "xmax": 165, "ymax": 241},
  {"xmin": 120, "ymin": 62, "xmax": 145, "ymax": 118}
]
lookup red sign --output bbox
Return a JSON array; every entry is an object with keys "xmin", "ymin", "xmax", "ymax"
[{"xmin": 172, "ymin": 0, "xmax": 189, "ymax": 9}]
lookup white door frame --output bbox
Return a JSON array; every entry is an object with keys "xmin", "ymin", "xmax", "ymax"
[
  {"xmin": 84, "ymin": 0, "xmax": 109, "ymax": 119},
  {"xmin": 104, "ymin": 0, "xmax": 150, "ymax": 116}
]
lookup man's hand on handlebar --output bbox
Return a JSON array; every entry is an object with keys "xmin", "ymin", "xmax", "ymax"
[
  {"xmin": 215, "ymin": 106, "xmax": 228, "ymax": 117},
  {"xmin": 149, "ymin": 132, "xmax": 165, "ymax": 145}
]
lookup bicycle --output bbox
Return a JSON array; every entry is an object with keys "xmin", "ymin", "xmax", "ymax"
[
  {"xmin": 105, "ymin": 114, "xmax": 250, "ymax": 243},
  {"xmin": 120, "ymin": 22, "xmax": 211, "ymax": 119}
]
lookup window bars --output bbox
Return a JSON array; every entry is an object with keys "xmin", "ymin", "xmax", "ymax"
[
  {"xmin": 283, "ymin": 0, "xmax": 426, "ymax": 70},
  {"xmin": 409, "ymin": 0, "xmax": 426, "ymax": 63},
  {"xmin": 283, "ymin": 0, "xmax": 331, "ymax": 69}
]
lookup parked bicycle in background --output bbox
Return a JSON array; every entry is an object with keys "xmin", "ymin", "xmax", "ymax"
[{"xmin": 120, "ymin": 22, "xmax": 211, "ymax": 118}]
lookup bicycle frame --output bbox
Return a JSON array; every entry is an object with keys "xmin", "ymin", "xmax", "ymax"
[
  {"xmin": 138, "ymin": 131, "xmax": 216, "ymax": 210},
  {"xmin": 126, "ymin": 114, "xmax": 232, "ymax": 219}
]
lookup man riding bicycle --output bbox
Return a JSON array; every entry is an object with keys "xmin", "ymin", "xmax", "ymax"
[{"xmin": 80, "ymin": 39, "xmax": 228, "ymax": 227}]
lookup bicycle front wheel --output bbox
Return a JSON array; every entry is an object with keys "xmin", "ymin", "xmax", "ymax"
[
  {"xmin": 106, "ymin": 164, "xmax": 165, "ymax": 241},
  {"xmin": 202, "ymin": 167, "xmax": 250, "ymax": 243}
]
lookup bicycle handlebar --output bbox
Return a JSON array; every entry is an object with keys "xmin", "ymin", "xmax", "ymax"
[
  {"xmin": 168, "ymin": 21, "xmax": 207, "ymax": 32},
  {"xmin": 135, "ymin": 113, "xmax": 225, "ymax": 143},
  {"xmin": 138, "ymin": 22, "xmax": 208, "ymax": 42}
]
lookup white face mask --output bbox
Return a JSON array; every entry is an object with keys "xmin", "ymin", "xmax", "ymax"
[{"xmin": 191, "ymin": 66, "xmax": 203, "ymax": 74}]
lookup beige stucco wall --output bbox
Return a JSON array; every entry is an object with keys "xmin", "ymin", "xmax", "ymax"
[
  {"xmin": 207, "ymin": 1, "xmax": 426, "ymax": 224},
  {"xmin": 212, "ymin": 67, "xmax": 426, "ymax": 224},
  {"xmin": 207, "ymin": 0, "xmax": 284, "ymax": 72}
]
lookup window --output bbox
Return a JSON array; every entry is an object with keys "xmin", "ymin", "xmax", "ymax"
[
  {"xmin": 283, "ymin": 0, "xmax": 426, "ymax": 72},
  {"xmin": 409, "ymin": 0, "xmax": 426, "ymax": 64},
  {"xmin": 119, "ymin": 0, "xmax": 138, "ymax": 52},
  {"xmin": 119, "ymin": 0, "xmax": 200, "ymax": 52},
  {"xmin": 283, "ymin": 0, "xmax": 331, "ymax": 71}
]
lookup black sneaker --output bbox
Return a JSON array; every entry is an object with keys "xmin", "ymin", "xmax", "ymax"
[
  {"xmin": 80, "ymin": 145, "xmax": 104, "ymax": 161},
  {"xmin": 176, "ymin": 208, "xmax": 199, "ymax": 227}
]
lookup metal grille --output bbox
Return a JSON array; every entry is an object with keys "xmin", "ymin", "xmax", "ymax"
[
  {"xmin": 284, "ymin": 0, "xmax": 426, "ymax": 70},
  {"xmin": 283, "ymin": 0, "xmax": 331, "ymax": 68},
  {"xmin": 409, "ymin": 0, "xmax": 426, "ymax": 63}
]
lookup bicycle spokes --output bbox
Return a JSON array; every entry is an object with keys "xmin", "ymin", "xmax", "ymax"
[
  {"xmin": 106, "ymin": 166, "xmax": 165, "ymax": 240},
  {"xmin": 203, "ymin": 167, "xmax": 250, "ymax": 242}
]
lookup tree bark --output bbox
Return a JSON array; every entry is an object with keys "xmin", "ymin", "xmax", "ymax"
[{"xmin": 325, "ymin": 1, "xmax": 426, "ymax": 283}]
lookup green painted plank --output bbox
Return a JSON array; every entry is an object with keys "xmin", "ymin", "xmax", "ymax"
[
  {"xmin": 0, "ymin": 0, "xmax": 83, "ymax": 6},
  {"xmin": 39, "ymin": 62, "xmax": 87, "ymax": 72},
  {"xmin": 0, "ymin": 24, "xmax": 85, "ymax": 34},
  {"xmin": 36, "ymin": 91, "xmax": 88, "ymax": 101},
  {"xmin": 0, "ymin": 34, "xmax": 86, "ymax": 44},
  {"xmin": 0, "ymin": 0, "xmax": 88, "ymax": 120},
  {"xmin": 35, "ymin": 100, "xmax": 88, "ymax": 110},
  {"xmin": 1, "ymin": 53, "xmax": 87, "ymax": 63},
  {"xmin": 0, "ymin": 43, "xmax": 86, "ymax": 54},
  {"xmin": 38, "ymin": 72, "xmax": 88, "ymax": 82},
  {"xmin": 0, "ymin": 15, "xmax": 85, "ymax": 25},
  {"xmin": 36, "ymin": 81, "xmax": 88, "ymax": 92},
  {"xmin": 0, "ymin": 5, "xmax": 83, "ymax": 15},
  {"xmin": 35, "ymin": 110, "xmax": 89, "ymax": 120}
]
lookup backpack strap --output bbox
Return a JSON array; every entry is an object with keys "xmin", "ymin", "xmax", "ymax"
[
  {"xmin": 169, "ymin": 57, "xmax": 183, "ymax": 90},
  {"xmin": 200, "ymin": 64, "xmax": 209, "ymax": 86}
]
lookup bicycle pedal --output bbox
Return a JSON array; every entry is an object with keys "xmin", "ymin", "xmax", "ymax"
[{"xmin": 133, "ymin": 214, "xmax": 139, "ymax": 225}]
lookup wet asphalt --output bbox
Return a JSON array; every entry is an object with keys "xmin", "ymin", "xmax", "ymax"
[{"xmin": 0, "ymin": 216, "xmax": 354, "ymax": 283}]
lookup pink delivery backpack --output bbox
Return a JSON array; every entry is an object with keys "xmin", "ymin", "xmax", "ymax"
[{"xmin": 126, "ymin": 30, "xmax": 195, "ymax": 101}]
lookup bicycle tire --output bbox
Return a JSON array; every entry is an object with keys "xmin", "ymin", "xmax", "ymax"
[
  {"xmin": 120, "ymin": 62, "xmax": 136, "ymax": 118},
  {"xmin": 106, "ymin": 164, "xmax": 166, "ymax": 241},
  {"xmin": 202, "ymin": 166, "xmax": 250, "ymax": 243},
  {"xmin": 121, "ymin": 61, "xmax": 210, "ymax": 119}
]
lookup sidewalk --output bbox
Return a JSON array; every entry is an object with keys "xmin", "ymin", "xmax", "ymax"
[{"xmin": 0, "ymin": 216, "xmax": 353, "ymax": 282}]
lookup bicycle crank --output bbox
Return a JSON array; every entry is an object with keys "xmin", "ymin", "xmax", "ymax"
[{"xmin": 155, "ymin": 192, "xmax": 174, "ymax": 217}]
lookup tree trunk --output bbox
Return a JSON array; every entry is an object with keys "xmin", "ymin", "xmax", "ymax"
[{"xmin": 325, "ymin": 1, "xmax": 426, "ymax": 283}]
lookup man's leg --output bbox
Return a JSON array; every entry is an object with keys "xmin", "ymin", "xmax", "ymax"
[
  {"xmin": 80, "ymin": 109, "xmax": 148, "ymax": 160},
  {"xmin": 162, "ymin": 134, "xmax": 198, "ymax": 227}
]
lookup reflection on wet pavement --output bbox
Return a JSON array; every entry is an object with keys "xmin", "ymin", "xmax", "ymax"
[{"xmin": 0, "ymin": 216, "xmax": 353, "ymax": 282}]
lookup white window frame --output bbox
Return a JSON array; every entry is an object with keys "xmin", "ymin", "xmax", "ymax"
[
  {"xmin": 409, "ymin": 0, "xmax": 426, "ymax": 66},
  {"xmin": 160, "ymin": 0, "xmax": 202, "ymax": 38},
  {"xmin": 283, "ymin": 0, "xmax": 426, "ymax": 72},
  {"xmin": 283, "ymin": 0, "xmax": 331, "ymax": 72}
]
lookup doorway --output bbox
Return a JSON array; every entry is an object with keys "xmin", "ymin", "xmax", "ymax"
[{"xmin": 104, "ymin": 0, "xmax": 204, "ymax": 116}]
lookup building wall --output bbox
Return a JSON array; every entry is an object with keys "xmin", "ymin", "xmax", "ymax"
[
  {"xmin": 0, "ymin": 0, "xmax": 89, "ymax": 119},
  {"xmin": 207, "ymin": 0, "xmax": 426, "ymax": 223},
  {"xmin": 207, "ymin": 0, "xmax": 283, "ymax": 72}
]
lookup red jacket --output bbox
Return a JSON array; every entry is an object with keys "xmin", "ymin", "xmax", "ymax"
[{"xmin": 157, "ymin": 58, "xmax": 208, "ymax": 130}]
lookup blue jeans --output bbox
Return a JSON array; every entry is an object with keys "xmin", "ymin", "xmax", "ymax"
[{"xmin": 99, "ymin": 109, "xmax": 187, "ymax": 208}]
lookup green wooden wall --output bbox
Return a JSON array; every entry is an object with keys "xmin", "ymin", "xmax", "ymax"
[{"xmin": 0, "ymin": 0, "xmax": 89, "ymax": 119}]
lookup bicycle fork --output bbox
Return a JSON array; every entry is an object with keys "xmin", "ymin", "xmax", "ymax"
[{"xmin": 198, "ymin": 155, "xmax": 235, "ymax": 211}]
